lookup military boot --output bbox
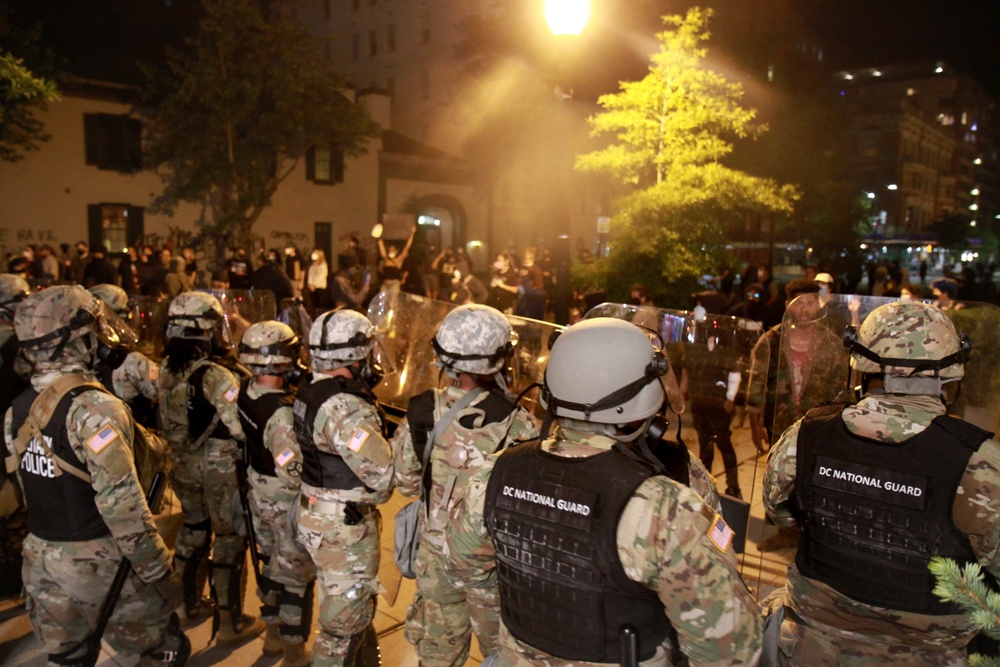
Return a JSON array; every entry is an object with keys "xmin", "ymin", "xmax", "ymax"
[
  {"xmin": 216, "ymin": 610, "xmax": 266, "ymax": 648},
  {"xmin": 139, "ymin": 613, "xmax": 191, "ymax": 666},
  {"xmin": 263, "ymin": 623, "xmax": 283, "ymax": 656},
  {"xmin": 281, "ymin": 640, "xmax": 311, "ymax": 667}
]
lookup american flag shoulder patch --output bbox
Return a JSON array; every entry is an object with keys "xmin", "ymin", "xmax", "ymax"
[
  {"xmin": 86, "ymin": 426, "xmax": 120, "ymax": 455},
  {"xmin": 224, "ymin": 385, "xmax": 239, "ymax": 402},
  {"xmin": 347, "ymin": 427, "xmax": 370, "ymax": 453},
  {"xmin": 707, "ymin": 513, "xmax": 734, "ymax": 553},
  {"xmin": 275, "ymin": 448, "xmax": 295, "ymax": 468}
]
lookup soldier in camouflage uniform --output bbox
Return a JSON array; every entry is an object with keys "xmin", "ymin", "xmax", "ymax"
[
  {"xmin": 237, "ymin": 321, "xmax": 315, "ymax": 666},
  {"xmin": 0, "ymin": 273, "xmax": 31, "ymax": 596},
  {"xmin": 393, "ymin": 304, "xmax": 539, "ymax": 666},
  {"xmin": 158, "ymin": 291, "xmax": 265, "ymax": 646},
  {"xmin": 89, "ymin": 284, "xmax": 159, "ymax": 425},
  {"xmin": 448, "ymin": 317, "xmax": 762, "ymax": 666},
  {"xmin": 294, "ymin": 309, "xmax": 394, "ymax": 666},
  {"xmin": 762, "ymin": 301, "xmax": 1000, "ymax": 666},
  {"xmin": 4, "ymin": 285, "xmax": 189, "ymax": 666}
]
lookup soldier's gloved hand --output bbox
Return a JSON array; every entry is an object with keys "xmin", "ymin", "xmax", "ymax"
[{"xmin": 151, "ymin": 569, "xmax": 184, "ymax": 611}]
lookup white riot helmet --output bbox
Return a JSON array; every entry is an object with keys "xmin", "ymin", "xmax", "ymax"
[
  {"xmin": 309, "ymin": 309, "xmax": 375, "ymax": 372},
  {"xmin": 239, "ymin": 320, "xmax": 302, "ymax": 378},
  {"xmin": 432, "ymin": 304, "xmax": 515, "ymax": 377},
  {"xmin": 542, "ymin": 318, "xmax": 678, "ymax": 439},
  {"xmin": 165, "ymin": 292, "xmax": 225, "ymax": 340},
  {"xmin": 89, "ymin": 283, "xmax": 130, "ymax": 317},
  {"xmin": 0, "ymin": 274, "xmax": 30, "ymax": 319}
]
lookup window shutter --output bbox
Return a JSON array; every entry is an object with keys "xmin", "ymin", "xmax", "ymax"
[
  {"xmin": 333, "ymin": 149, "xmax": 345, "ymax": 183},
  {"xmin": 306, "ymin": 146, "xmax": 316, "ymax": 181},
  {"xmin": 84, "ymin": 114, "xmax": 102, "ymax": 166},
  {"xmin": 87, "ymin": 205, "xmax": 104, "ymax": 252},
  {"xmin": 126, "ymin": 206, "xmax": 145, "ymax": 247}
]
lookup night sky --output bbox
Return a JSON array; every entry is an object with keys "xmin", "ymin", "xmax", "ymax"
[{"xmin": 803, "ymin": 0, "xmax": 1000, "ymax": 94}]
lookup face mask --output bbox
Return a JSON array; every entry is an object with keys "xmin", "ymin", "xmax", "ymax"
[
  {"xmin": 818, "ymin": 285, "xmax": 829, "ymax": 296},
  {"xmin": 311, "ymin": 253, "xmax": 319, "ymax": 261}
]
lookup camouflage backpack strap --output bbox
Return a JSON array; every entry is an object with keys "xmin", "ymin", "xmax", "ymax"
[
  {"xmin": 186, "ymin": 359, "xmax": 222, "ymax": 450},
  {"xmin": 7, "ymin": 373, "xmax": 107, "ymax": 483},
  {"xmin": 420, "ymin": 387, "xmax": 486, "ymax": 515}
]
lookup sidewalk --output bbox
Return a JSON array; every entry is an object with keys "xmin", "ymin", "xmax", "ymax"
[{"xmin": 0, "ymin": 414, "xmax": 789, "ymax": 666}]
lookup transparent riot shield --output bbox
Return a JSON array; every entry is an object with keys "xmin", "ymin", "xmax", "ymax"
[
  {"xmin": 750, "ymin": 294, "xmax": 1000, "ymax": 599},
  {"xmin": 366, "ymin": 290, "xmax": 562, "ymax": 419},
  {"xmin": 201, "ymin": 289, "xmax": 278, "ymax": 350},
  {"xmin": 129, "ymin": 295, "xmax": 170, "ymax": 360},
  {"xmin": 585, "ymin": 303, "xmax": 766, "ymax": 555},
  {"xmin": 277, "ymin": 298, "xmax": 314, "ymax": 363}
]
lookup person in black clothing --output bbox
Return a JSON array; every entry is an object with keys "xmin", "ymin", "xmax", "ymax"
[
  {"xmin": 251, "ymin": 253, "xmax": 295, "ymax": 304},
  {"xmin": 119, "ymin": 247, "xmax": 142, "ymax": 295},
  {"xmin": 226, "ymin": 248, "xmax": 253, "ymax": 289},
  {"xmin": 82, "ymin": 248, "xmax": 118, "ymax": 287}
]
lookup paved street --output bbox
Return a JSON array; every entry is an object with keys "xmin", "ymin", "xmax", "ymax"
[{"xmin": 0, "ymin": 411, "xmax": 791, "ymax": 666}]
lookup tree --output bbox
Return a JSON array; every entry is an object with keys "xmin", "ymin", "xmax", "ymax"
[
  {"xmin": 0, "ymin": 30, "xmax": 59, "ymax": 162},
  {"xmin": 140, "ymin": 0, "xmax": 378, "ymax": 255},
  {"xmin": 574, "ymin": 7, "xmax": 797, "ymax": 306},
  {"xmin": 930, "ymin": 557, "xmax": 1000, "ymax": 667}
]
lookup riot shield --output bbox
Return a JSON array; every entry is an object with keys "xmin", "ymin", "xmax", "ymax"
[
  {"xmin": 584, "ymin": 303, "xmax": 766, "ymax": 554},
  {"xmin": 201, "ymin": 289, "xmax": 278, "ymax": 350},
  {"xmin": 129, "ymin": 295, "xmax": 170, "ymax": 360},
  {"xmin": 366, "ymin": 290, "xmax": 561, "ymax": 418},
  {"xmin": 277, "ymin": 298, "xmax": 314, "ymax": 363}
]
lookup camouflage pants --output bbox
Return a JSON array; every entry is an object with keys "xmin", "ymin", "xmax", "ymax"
[
  {"xmin": 774, "ymin": 611, "xmax": 969, "ymax": 666},
  {"xmin": 406, "ymin": 543, "xmax": 499, "ymax": 667},
  {"xmin": 171, "ymin": 438, "xmax": 243, "ymax": 567},
  {"xmin": 248, "ymin": 470, "xmax": 316, "ymax": 643},
  {"xmin": 21, "ymin": 533, "xmax": 174, "ymax": 662},
  {"xmin": 296, "ymin": 497, "xmax": 381, "ymax": 667}
]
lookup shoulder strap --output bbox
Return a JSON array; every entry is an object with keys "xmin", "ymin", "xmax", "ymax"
[
  {"xmin": 7, "ymin": 374, "xmax": 107, "ymax": 483},
  {"xmin": 420, "ymin": 387, "xmax": 486, "ymax": 511},
  {"xmin": 188, "ymin": 362, "xmax": 223, "ymax": 450}
]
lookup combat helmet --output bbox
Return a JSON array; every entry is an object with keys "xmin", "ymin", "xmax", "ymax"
[
  {"xmin": 432, "ymin": 304, "xmax": 515, "ymax": 376},
  {"xmin": 542, "ymin": 317, "xmax": 675, "ymax": 438},
  {"xmin": 845, "ymin": 300, "xmax": 968, "ymax": 397},
  {"xmin": 309, "ymin": 309, "xmax": 374, "ymax": 371},
  {"xmin": 89, "ymin": 283, "xmax": 130, "ymax": 317},
  {"xmin": 0, "ymin": 274, "xmax": 30, "ymax": 319},
  {"xmin": 15, "ymin": 284, "xmax": 136, "ymax": 365},
  {"xmin": 239, "ymin": 320, "xmax": 301, "ymax": 376},
  {"xmin": 165, "ymin": 291, "xmax": 225, "ymax": 340}
]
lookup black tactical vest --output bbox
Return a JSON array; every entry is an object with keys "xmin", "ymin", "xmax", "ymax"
[
  {"xmin": 405, "ymin": 387, "xmax": 518, "ymax": 463},
  {"xmin": 483, "ymin": 442, "xmax": 673, "ymax": 662},
  {"xmin": 293, "ymin": 376, "xmax": 380, "ymax": 490},
  {"xmin": 237, "ymin": 380, "xmax": 294, "ymax": 477},
  {"xmin": 11, "ymin": 386, "xmax": 112, "ymax": 541},
  {"xmin": 187, "ymin": 363, "xmax": 234, "ymax": 441},
  {"xmin": 793, "ymin": 406, "xmax": 988, "ymax": 614}
]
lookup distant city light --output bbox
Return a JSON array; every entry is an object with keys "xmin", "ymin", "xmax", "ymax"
[
  {"xmin": 935, "ymin": 66, "xmax": 944, "ymax": 74},
  {"xmin": 872, "ymin": 70, "xmax": 882, "ymax": 77},
  {"xmin": 970, "ymin": 203, "xmax": 979, "ymax": 211},
  {"xmin": 887, "ymin": 184, "xmax": 898, "ymax": 190},
  {"xmin": 970, "ymin": 222, "xmax": 977, "ymax": 228},
  {"xmin": 844, "ymin": 73, "xmax": 854, "ymax": 81},
  {"xmin": 860, "ymin": 243, "xmax": 867, "ymax": 250},
  {"xmin": 971, "ymin": 188, "xmax": 980, "ymax": 196},
  {"xmin": 866, "ymin": 192, "xmax": 875, "ymax": 199},
  {"xmin": 974, "ymin": 158, "xmax": 983, "ymax": 165}
]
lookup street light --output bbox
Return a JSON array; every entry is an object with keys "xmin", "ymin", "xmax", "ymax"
[{"xmin": 545, "ymin": 0, "xmax": 590, "ymax": 36}]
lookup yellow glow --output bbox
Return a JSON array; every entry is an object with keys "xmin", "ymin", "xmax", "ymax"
[{"xmin": 545, "ymin": 0, "xmax": 590, "ymax": 36}]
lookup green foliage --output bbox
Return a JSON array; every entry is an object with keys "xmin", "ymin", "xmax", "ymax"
[
  {"xmin": 572, "ymin": 7, "xmax": 796, "ymax": 307},
  {"xmin": 930, "ymin": 556, "xmax": 1000, "ymax": 666},
  {"xmin": 932, "ymin": 213, "xmax": 975, "ymax": 252},
  {"xmin": 0, "ymin": 37, "xmax": 59, "ymax": 162},
  {"xmin": 140, "ymin": 0, "xmax": 379, "ymax": 253}
]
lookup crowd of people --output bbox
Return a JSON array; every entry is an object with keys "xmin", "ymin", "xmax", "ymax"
[{"xmin": 4, "ymin": 233, "xmax": 1000, "ymax": 667}]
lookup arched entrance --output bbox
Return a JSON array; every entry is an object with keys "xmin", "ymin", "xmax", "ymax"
[{"xmin": 411, "ymin": 194, "xmax": 466, "ymax": 253}]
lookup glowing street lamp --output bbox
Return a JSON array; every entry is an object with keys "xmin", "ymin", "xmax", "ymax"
[{"xmin": 545, "ymin": 0, "xmax": 590, "ymax": 36}]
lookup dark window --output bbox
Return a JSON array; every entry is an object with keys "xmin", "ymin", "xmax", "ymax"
[
  {"xmin": 369, "ymin": 29, "xmax": 377, "ymax": 56},
  {"xmin": 84, "ymin": 113, "xmax": 142, "ymax": 172},
  {"xmin": 306, "ymin": 142, "xmax": 344, "ymax": 185},
  {"xmin": 87, "ymin": 204, "xmax": 144, "ymax": 253},
  {"xmin": 387, "ymin": 24, "xmax": 396, "ymax": 52}
]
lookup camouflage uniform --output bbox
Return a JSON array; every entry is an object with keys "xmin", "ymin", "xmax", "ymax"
[
  {"xmin": 237, "ymin": 320, "xmax": 315, "ymax": 663},
  {"xmin": 762, "ymin": 301, "xmax": 1000, "ymax": 665},
  {"xmin": 109, "ymin": 350, "xmax": 160, "ymax": 403},
  {"xmin": 448, "ymin": 427, "xmax": 763, "ymax": 667},
  {"xmin": 158, "ymin": 291, "xmax": 261, "ymax": 644},
  {"xmin": 5, "ymin": 285, "xmax": 187, "ymax": 666},
  {"xmin": 394, "ymin": 385, "xmax": 539, "ymax": 666},
  {"xmin": 294, "ymin": 309, "xmax": 394, "ymax": 666},
  {"xmin": 294, "ymin": 382, "xmax": 393, "ymax": 666}
]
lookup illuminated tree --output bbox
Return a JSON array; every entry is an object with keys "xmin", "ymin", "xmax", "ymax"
[
  {"xmin": 574, "ymin": 7, "xmax": 797, "ymax": 305},
  {"xmin": 0, "ymin": 36, "xmax": 59, "ymax": 162},
  {"xmin": 140, "ymin": 0, "xmax": 378, "ymax": 253}
]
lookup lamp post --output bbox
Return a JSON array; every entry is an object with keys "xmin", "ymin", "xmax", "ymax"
[{"xmin": 544, "ymin": 0, "xmax": 590, "ymax": 325}]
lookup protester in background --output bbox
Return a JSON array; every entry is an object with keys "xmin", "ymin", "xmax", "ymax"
[{"xmin": 306, "ymin": 248, "xmax": 329, "ymax": 312}]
